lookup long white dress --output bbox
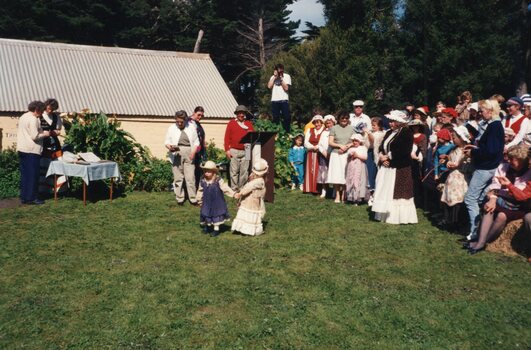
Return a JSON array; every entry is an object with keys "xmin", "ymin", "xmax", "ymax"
[
  {"xmin": 371, "ymin": 129, "xmax": 418, "ymax": 224},
  {"xmin": 231, "ymin": 177, "xmax": 266, "ymax": 236}
]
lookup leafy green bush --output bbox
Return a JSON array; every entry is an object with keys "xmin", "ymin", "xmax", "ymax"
[
  {"xmin": 205, "ymin": 139, "xmax": 228, "ymax": 164},
  {"xmin": 253, "ymin": 119, "xmax": 303, "ymax": 187},
  {"xmin": 123, "ymin": 158, "xmax": 173, "ymax": 192},
  {"xmin": 0, "ymin": 147, "xmax": 20, "ymax": 199},
  {"xmin": 63, "ymin": 111, "xmax": 155, "ymax": 191},
  {"xmin": 63, "ymin": 112, "xmax": 149, "ymax": 163}
]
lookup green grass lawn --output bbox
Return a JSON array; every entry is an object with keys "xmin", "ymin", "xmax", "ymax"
[{"xmin": 1, "ymin": 190, "xmax": 530, "ymax": 349}]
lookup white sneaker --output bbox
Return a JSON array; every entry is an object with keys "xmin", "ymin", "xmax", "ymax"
[
  {"xmin": 320, "ymin": 189, "xmax": 326, "ymax": 198},
  {"xmin": 291, "ymin": 183, "xmax": 295, "ymax": 190},
  {"xmin": 299, "ymin": 184, "xmax": 303, "ymax": 191}
]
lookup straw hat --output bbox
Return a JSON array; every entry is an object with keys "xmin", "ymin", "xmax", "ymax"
[
  {"xmin": 408, "ymin": 119, "xmax": 426, "ymax": 132},
  {"xmin": 352, "ymin": 100, "xmax": 365, "ymax": 107},
  {"xmin": 252, "ymin": 158, "xmax": 269, "ymax": 176},
  {"xmin": 234, "ymin": 105, "xmax": 250, "ymax": 115},
  {"xmin": 201, "ymin": 160, "xmax": 218, "ymax": 172}
]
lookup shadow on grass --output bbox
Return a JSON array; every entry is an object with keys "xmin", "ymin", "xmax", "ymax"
[{"xmin": 44, "ymin": 179, "xmax": 128, "ymax": 204}]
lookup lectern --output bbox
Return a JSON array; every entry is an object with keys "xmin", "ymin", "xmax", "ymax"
[{"xmin": 239, "ymin": 131, "xmax": 277, "ymax": 202}]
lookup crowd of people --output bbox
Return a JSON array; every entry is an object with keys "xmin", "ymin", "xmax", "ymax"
[
  {"xmin": 287, "ymin": 92, "xmax": 530, "ymax": 258},
  {"xmin": 14, "ymin": 71, "xmax": 531, "ymax": 259}
]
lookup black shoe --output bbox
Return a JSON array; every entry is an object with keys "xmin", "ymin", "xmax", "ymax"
[
  {"xmin": 462, "ymin": 242, "xmax": 471, "ymax": 250},
  {"xmin": 177, "ymin": 201, "xmax": 184, "ymax": 206},
  {"xmin": 31, "ymin": 199, "xmax": 45, "ymax": 205},
  {"xmin": 210, "ymin": 230, "xmax": 220, "ymax": 237},
  {"xmin": 468, "ymin": 246, "xmax": 485, "ymax": 255}
]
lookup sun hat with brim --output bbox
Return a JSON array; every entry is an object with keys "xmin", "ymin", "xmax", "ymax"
[
  {"xmin": 324, "ymin": 114, "xmax": 336, "ymax": 123},
  {"xmin": 252, "ymin": 158, "xmax": 269, "ymax": 176},
  {"xmin": 506, "ymin": 97, "xmax": 524, "ymax": 107},
  {"xmin": 201, "ymin": 160, "xmax": 218, "ymax": 172},
  {"xmin": 408, "ymin": 119, "xmax": 427, "ymax": 131},
  {"xmin": 234, "ymin": 105, "xmax": 250, "ymax": 114},
  {"xmin": 353, "ymin": 100, "xmax": 365, "ymax": 107},
  {"xmin": 387, "ymin": 110, "xmax": 408, "ymax": 123},
  {"xmin": 453, "ymin": 125, "xmax": 471, "ymax": 143},
  {"xmin": 311, "ymin": 114, "xmax": 324, "ymax": 123},
  {"xmin": 350, "ymin": 134, "xmax": 364, "ymax": 142}
]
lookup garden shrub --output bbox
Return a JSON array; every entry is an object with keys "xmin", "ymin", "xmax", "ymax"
[
  {"xmin": 63, "ymin": 111, "xmax": 154, "ymax": 192},
  {"xmin": 124, "ymin": 158, "xmax": 173, "ymax": 192},
  {"xmin": 0, "ymin": 146, "xmax": 20, "ymax": 199},
  {"xmin": 253, "ymin": 119, "xmax": 303, "ymax": 187}
]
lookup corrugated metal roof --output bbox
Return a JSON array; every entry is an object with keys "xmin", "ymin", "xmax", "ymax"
[{"xmin": 0, "ymin": 38, "xmax": 238, "ymax": 118}]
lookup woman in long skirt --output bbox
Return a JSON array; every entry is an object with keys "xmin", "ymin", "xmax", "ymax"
[
  {"xmin": 317, "ymin": 115, "xmax": 336, "ymax": 198},
  {"xmin": 304, "ymin": 115, "xmax": 325, "ymax": 194},
  {"xmin": 372, "ymin": 110, "xmax": 418, "ymax": 224},
  {"xmin": 327, "ymin": 111, "xmax": 354, "ymax": 203}
]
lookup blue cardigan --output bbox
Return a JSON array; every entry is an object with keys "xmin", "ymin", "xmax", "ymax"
[{"xmin": 471, "ymin": 120, "xmax": 504, "ymax": 170}]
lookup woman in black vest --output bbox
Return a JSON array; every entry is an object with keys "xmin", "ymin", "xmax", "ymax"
[
  {"xmin": 40, "ymin": 98, "xmax": 62, "ymax": 159},
  {"xmin": 371, "ymin": 110, "xmax": 418, "ymax": 224}
]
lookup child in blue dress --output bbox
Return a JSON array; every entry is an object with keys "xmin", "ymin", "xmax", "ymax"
[
  {"xmin": 196, "ymin": 161, "xmax": 235, "ymax": 236},
  {"xmin": 288, "ymin": 133, "xmax": 306, "ymax": 190},
  {"xmin": 433, "ymin": 128, "xmax": 455, "ymax": 182}
]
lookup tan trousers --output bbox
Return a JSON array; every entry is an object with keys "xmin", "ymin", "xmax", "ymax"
[
  {"xmin": 229, "ymin": 148, "xmax": 249, "ymax": 191},
  {"xmin": 171, "ymin": 146, "xmax": 197, "ymax": 203}
]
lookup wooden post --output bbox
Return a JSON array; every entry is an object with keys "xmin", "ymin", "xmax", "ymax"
[
  {"xmin": 110, "ymin": 178, "xmax": 114, "ymax": 202},
  {"xmin": 83, "ymin": 182, "xmax": 86, "ymax": 207},
  {"xmin": 54, "ymin": 175, "xmax": 58, "ymax": 201}
]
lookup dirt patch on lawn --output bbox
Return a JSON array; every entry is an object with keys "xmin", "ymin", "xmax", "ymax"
[{"xmin": 0, "ymin": 198, "xmax": 22, "ymax": 209}]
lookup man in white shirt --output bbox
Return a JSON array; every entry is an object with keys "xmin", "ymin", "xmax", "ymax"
[
  {"xmin": 504, "ymin": 96, "xmax": 528, "ymax": 148},
  {"xmin": 349, "ymin": 100, "xmax": 371, "ymax": 134},
  {"xmin": 267, "ymin": 63, "xmax": 292, "ymax": 132},
  {"xmin": 165, "ymin": 110, "xmax": 200, "ymax": 205}
]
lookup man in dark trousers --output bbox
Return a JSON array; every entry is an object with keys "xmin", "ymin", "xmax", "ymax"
[
  {"xmin": 189, "ymin": 106, "xmax": 206, "ymax": 187},
  {"xmin": 267, "ymin": 63, "xmax": 292, "ymax": 132}
]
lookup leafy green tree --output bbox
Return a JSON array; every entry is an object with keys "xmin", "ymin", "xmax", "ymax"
[{"xmin": 400, "ymin": 0, "xmax": 523, "ymax": 105}]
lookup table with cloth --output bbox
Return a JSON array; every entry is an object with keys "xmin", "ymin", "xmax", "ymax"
[{"xmin": 46, "ymin": 161, "xmax": 121, "ymax": 206}]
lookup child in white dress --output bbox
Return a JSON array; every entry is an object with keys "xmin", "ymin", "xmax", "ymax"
[{"xmin": 232, "ymin": 158, "xmax": 269, "ymax": 236}]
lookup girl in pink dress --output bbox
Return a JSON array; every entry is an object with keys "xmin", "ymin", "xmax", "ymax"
[{"xmin": 345, "ymin": 134, "xmax": 370, "ymax": 204}]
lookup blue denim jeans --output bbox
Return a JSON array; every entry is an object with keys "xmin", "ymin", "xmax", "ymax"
[{"xmin": 464, "ymin": 168, "xmax": 496, "ymax": 237}]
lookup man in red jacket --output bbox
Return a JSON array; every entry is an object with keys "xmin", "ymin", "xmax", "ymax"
[{"xmin": 224, "ymin": 105, "xmax": 255, "ymax": 191}]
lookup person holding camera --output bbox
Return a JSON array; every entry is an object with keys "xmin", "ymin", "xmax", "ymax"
[
  {"xmin": 165, "ymin": 110, "xmax": 200, "ymax": 205},
  {"xmin": 267, "ymin": 63, "xmax": 292, "ymax": 132}
]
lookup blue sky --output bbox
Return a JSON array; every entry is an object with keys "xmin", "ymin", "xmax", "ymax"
[{"xmin": 287, "ymin": 0, "xmax": 326, "ymax": 38}]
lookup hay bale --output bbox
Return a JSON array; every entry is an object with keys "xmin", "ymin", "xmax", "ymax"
[{"xmin": 486, "ymin": 219, "xmax": 530, "ymax": 256}]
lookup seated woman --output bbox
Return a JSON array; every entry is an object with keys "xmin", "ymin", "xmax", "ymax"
[{"xmin": 467, "ymin": 145, "xmax": 530, "ymax": 254}]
